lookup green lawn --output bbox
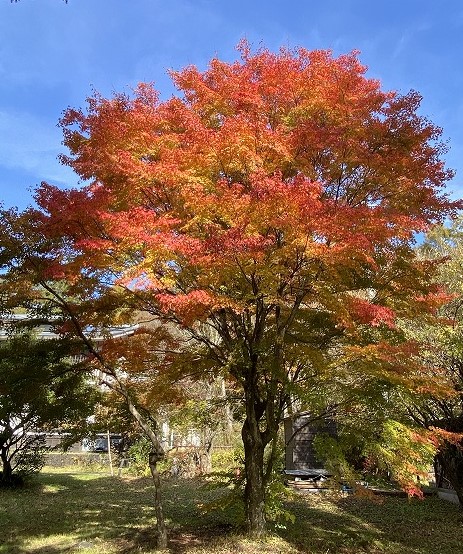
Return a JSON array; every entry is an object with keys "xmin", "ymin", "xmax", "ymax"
[{"xmin": 0, "ymin": 469, "xmax": 462, "ymax": 553}]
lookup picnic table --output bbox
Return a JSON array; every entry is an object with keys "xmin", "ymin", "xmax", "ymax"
[{"xmin": 283, "ymin": 468, "xmax": 332, "ymax": 490}]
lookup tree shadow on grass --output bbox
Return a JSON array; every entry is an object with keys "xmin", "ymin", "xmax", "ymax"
[
  {"xmin": 158, "ymin": 480, "xmax": 463, "ymax": 554},
  {"xmin": 0, "ymin": 472, "xmax": 241, "ymax": 554},
  {"xmin": 2, "ymin": 473, "xmax": 463, "ymax": 554},
  {"xmin": 277, "ymin": 492, "xmax": 463, "ymax": 554},
  {"xmin": 0, "ymin": 472, "xmax": 163, "ymax": 553}
]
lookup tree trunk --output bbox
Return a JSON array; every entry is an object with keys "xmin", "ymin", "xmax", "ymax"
[
  {"xmin": 124, "ymin": 397, "xmax": 168, "ymax": 549},
  {"xmin": 149, "ymin": 452, "xmax": 168, "ymax": 549},
  {"xmin": 39, "ymin": 288, "xmax": 169, "ymax": 544},
  {"xmin": 437, "ymin": 442, "xmax": 463, "ymax": 507},
  {"xmin": 219, "ymin": 377, "xmax": 234, "ymax": 445},
  {"xmin": 100, "ymin": 382, "xmax": 169, "ymax": 547},
  {"xmin": 242, "ymin": 408, "xmax": 266, "ymax": 537},
  {"xmin": 197, "ymin": 444, "xmax": 212, "ymax": 475},
  {"xmin": 0, "ymin": 447, "xmax": 13, "ymax": 484}
]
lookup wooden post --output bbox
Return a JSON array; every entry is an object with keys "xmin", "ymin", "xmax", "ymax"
[{"xmin": 107, "ymin": 430, "xmax": 114, "ymax": 476}]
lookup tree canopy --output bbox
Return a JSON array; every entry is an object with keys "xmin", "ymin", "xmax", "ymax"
[
  {"xmin": 1, "ymin": 43, "xmax": 460, "ymax": 534},
  {"xmin": 0, "ymin": 330, "xmax": 97, "ymax": 486}
]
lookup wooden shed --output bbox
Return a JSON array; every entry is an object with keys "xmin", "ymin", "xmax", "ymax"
[{"xmin": 284, "ymin": 412, "xmax": 337, "ymax": 471}]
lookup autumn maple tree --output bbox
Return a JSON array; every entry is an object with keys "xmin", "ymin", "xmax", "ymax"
[
  {"xmin": 3, "ymin": 43, "xmax": 460, "ymax": 535},
  {"xmin": 394, "ymin": 216, "xmax": 463, "ymax": 504}
]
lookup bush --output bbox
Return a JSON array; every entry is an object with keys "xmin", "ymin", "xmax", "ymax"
[
  {"xmin": 126, "ymin": 437, "xmax": 152, "ymax": 476},
  {"xmin": 211, "ymin": 447, "xmax": 238, "ymax": 473},
  {"xmin": 14, "ymin": 435, "xmax": 48, "ymax": 476}
]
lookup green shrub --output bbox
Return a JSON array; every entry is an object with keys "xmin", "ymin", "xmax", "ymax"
[
  {"xmin": 126, "ymin": 437, "xmax": 152, "ymax": 476},
  {"xmin": 211, "ymin": 447, "xmax": 238, "ymax": 472},
  {"xmin": 126, "ymin": 437, "xmax": 172, "ymax": 476}
]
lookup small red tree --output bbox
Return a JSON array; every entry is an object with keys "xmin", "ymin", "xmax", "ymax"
[{"xmin": 25, "ymin": 44, "xmax": 460, "ymax": 535}]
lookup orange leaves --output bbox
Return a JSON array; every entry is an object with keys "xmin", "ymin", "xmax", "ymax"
[
  {"xmin": 28, "ymin": 44, "xmax": 459, "ymax": 389},
  {"xmin": 429, "ymin": 427, "xmax": 463, "ymax": 447},
  {"xmin": 414, "ymin": 289, "xmax": 455, "ymax": 314},
  {"xmin": 341, "ymin": 339, "xmax": 456, "ymax": 399},
  {"xmin": 36, "ymin": 39, "xmax": 457, "ymax": 332},
  {"xmin": 157, "ymin": 290, "xmax": 215, "ymax": 326}
]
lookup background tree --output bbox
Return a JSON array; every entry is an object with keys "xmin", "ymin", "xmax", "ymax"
[
  {"xmin": 396, "ymin": 216, "xmax": 463, "ymax": 503},
  {"xmin": 165, "ymin": 378, "xmax": 233, "ymax": 475},
  {"xmin": 0, "ymin": 209, "xmax": 176, "ymax": 547},
  {"xmin": 0, "ymin": 330, "xmax": 97, "ymax": 486},
  {"xmin": 3, "ymin": 44, "xmax": 460, "ymax": 535}
]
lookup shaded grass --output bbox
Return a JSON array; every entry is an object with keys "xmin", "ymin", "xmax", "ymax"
[{"xmin": 0, "ymin": 468, "xmax": 462, "ymax": 553}]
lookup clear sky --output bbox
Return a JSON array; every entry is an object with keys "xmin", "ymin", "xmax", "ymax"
[{"xmin": 1, "ymin": 0, "xmax": 462, "ymax": 210}]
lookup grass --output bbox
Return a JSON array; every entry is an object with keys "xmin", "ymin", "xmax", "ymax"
[{"xmin": 1, "ymin": 467, "xmax": 463, "ymax": 553}]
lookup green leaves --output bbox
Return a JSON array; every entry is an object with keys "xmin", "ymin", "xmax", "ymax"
[{"xmin": 0, "ymin": 331, "xmax": 98, "ymax": 480}]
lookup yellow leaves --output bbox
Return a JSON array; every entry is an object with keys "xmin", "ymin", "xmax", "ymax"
[{"xmin": 366, "ymin": 420, "xmax": 437, "ymax": 496}]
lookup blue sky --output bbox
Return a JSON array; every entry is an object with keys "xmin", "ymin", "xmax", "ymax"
[{"xmin": 1, "ymin": 0, "xmax": 462, "ymax": 210}]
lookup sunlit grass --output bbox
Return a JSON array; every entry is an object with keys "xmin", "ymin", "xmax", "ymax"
[{"xmin": 0, "ymin": 467, "xmax": 462, "ymax": 553}]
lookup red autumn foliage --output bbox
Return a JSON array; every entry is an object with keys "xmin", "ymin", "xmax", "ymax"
[{"xmin": 14, "ymin": 43, "xmax": 460, "ymax": 533}]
